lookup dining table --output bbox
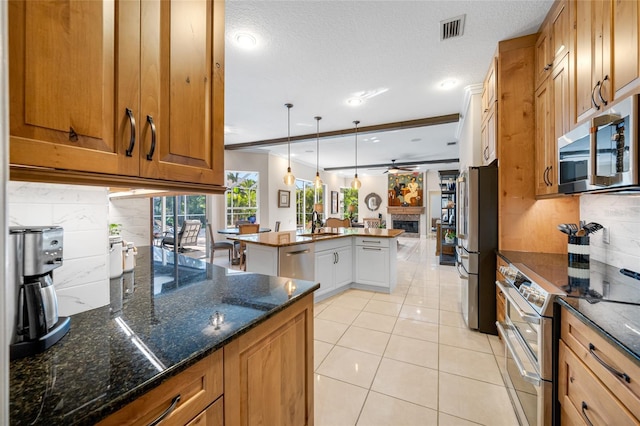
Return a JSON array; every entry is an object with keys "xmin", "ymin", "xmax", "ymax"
[{"xmin": 217, "ymin": 227, "xmax": 272, "ymax": 264}]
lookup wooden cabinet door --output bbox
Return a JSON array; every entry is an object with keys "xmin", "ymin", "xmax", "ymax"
[
  {"xmin": 574, "ymin": 0, "xmax": 597, "ymax": 123},
  {"xmin": 550, "ymin": 0, "xmax": 569, "ymax": 67},
  {"xmin": 481, "ymin": 106, "xmax": 497, "ymax": 165},
  {"xmin": 535, "ymin": 81, "xmax": 552, "ymax": 196},
  {"xmin": 139, "ymin": 0, "xmax": 224, "ymax": 186},
  {"xmin": 8, "ymin": 0, "xmax": 139, "ymax": 176},
  {"xmin": 186, "ymin": 398, "xmax": 224, "ymax": 426},
  {"xmin": 535, "ymin": 24, "xmax": 551, "ymax": 88},
  {"xmin": 612, "ymin": 0, "xmax": 640, "ymax": 96},
  {"xmin": 224, "ymin": 294, "xmax": 314, "ymax": 426}
]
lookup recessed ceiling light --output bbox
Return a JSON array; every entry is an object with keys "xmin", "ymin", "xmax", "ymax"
[
  {"xmin": 347, "ymin": 98, "xmax": 363, "ymax": 106},
  {"xmin": 439, "ymin": 79, "xmax": 457, "ymax": 90},
  {"xmin": 235, "ymin": 32, "xmax": 257, "ymax": 48}
]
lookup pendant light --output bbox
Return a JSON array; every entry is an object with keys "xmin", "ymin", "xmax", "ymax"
[
  {"xmin": 313, "ymin": 116, "xmax": 323, "ymax": 189},
  {"xmin": 283, "ymin": 103, "xmax": 296, "ymax": 185},
  {"xmin": 351, "ymin": 120, "xmax": 362, "ymax": 189}
]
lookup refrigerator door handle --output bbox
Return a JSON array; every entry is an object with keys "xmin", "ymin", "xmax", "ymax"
[
  {"xmin": 456, "ymin": 261, "xmax": 469, "ymax": 280},
  {"xmin": 456, "ymin": 245, "xmax": 468, "ymax": 259}
]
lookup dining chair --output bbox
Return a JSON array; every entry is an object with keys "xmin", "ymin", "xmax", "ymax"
[
  {"xmin": 363, "ymin": 218, "xmax": 381, "ymax": 229},
  {"xmin": 207, "ymin": 224, "xmax": 234, "ymax": 264},
  {"xmin": 237, "ymin": 223, "xmax": 260, "ymax": 270},
  {"xmin": 161, "ymin": 220, "xmax": 202, "ymax": 252},
  {"xmin": 325, "ymin": 217, "xmax": 350, "ymax": 228}
]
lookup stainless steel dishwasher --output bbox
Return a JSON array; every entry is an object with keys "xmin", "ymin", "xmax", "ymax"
[{"xmin": 279, "ymin": 244, "xmax": 315, "ymax": 281}]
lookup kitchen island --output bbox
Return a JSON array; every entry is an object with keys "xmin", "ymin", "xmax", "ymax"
[
  {"xmin": 228, "ymin": 227, "xmax": 405, "ymax": 299},
  {"xmin": 10, "ymin": 247, "xmax": 319, "ymax": 425}
]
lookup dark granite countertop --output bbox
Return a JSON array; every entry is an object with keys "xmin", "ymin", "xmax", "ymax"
[
  {"xmin": 10, "ymin": 247, "xmax": 319, "ymax": 425},
  {"xmin": 498, "ymin": 250, "xmax": 640, "ymax": 366}
]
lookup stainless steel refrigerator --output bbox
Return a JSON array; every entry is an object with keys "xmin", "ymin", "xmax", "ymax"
[{"xmin": 456, "ymin": 163, "xmax": 498, "ymax": 335}]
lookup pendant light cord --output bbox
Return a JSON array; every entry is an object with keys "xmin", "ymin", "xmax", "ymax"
[
  {"xmin": 315, "ymin": 116, "xmax": 321, "ymax": 174},
  {"xmin": 286, "ymin": 103, "xmax": 293, "ymax": 168},
  {"xmin": 354, "ymin": 120, "xmax": 360, "ymax": 175}
]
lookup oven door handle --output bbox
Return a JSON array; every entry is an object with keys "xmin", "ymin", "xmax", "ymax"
[
  {"xmin": 496, "ymin": 322, "xmax": 542, "ymax": 387},
  {"xmin": 495, "ymin": 281, "xmax": 541, "ymax": 325}
]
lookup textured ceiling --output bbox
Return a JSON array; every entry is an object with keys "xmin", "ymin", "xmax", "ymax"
[{"xmin": 224, "ymin": 0, "xmax": 553, "ymax": 175}]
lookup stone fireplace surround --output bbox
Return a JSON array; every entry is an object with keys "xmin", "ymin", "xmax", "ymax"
[{"xmin": 391, "ymin": 214, "xmax": 419, "ymax": 238}]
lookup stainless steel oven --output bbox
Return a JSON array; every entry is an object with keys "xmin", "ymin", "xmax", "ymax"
[
  {"xmin": 558, "ymin": 94, "xmax": 639, "ymax": 194},
  {"xmin": 496, "ymin": 263, "xmax": 564, "ymax": 426}
]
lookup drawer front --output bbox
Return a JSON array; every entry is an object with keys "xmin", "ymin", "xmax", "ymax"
[
  {"xmin": 354, "ymin": 237, "xmax": 390, "ymax": 248},
  {"xmin": 315, "ymin": 238, "xmax": 351, "ymax": 252},
  {"xmin": 186, "ymin": 397, "xmax": 224, "ymax": 426},
  {"xmin": 99, "ymin": 350, "xmax": 223, "ymax": 426},
  {"xmin": 558, "ymin": 341, "xmax": 638, "ymax": 426},
  {"xmin": 561, "ymin": 306, "xmax": 640, "ymax": 419}
]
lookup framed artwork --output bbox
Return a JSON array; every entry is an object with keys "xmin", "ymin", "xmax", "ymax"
[
  {"xmin": 388, "ymin": 172, "xmax": 424, "ymax": 207},
  {"xmin": 331, "ymin": 191, "xmax": 339, "ymax": 214},
  {"xmin": 278, "ymin": 190, "xmax": 290, "ymax": 208}
]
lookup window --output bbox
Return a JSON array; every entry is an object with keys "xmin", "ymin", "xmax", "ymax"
[
  {"xmin": 341, "ymin": 187, "xmax": 358, "ymax": 222},
  {"xmin": 296, "ymin": 179, "xmax": 324, "ymax": 228},
  {"xmin": 226, "ymin": 171, "xmax": 259, "ymax": 227},
  {"xmin": 153, "ymin": 195, "xmax": 207, "ymax": 242}
]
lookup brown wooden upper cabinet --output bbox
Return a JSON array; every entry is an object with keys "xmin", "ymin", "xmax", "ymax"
[
  {"xmin": 535, "ymin": 0, "xmax": 569, "ymax": 89},
  {"xmin": 481, "ymin": 56, "xmax": 497, "ymax": 165},
  {"xmin": 574, "ymin": 0, "xmax": 639, "ymax": 125},
  {"xmin": 8, "ymin": 0, "xmax": 225, "ymax": 190}
]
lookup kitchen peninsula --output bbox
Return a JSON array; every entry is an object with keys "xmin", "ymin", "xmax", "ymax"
[
  {"xmin": 10, "ymin": 247, "xmax": 318, "ymax": 425},
  {"xmin": 228, "ymin": 228, "xmax": 404, "ymax": 299}
]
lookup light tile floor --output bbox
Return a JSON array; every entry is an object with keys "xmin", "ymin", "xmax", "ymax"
[
  {"xmin": 207, "ymin": 235, "xmax": 519, "ymax": 425},
  {"xmin": 313, "ymin": 237, "xmax": 519, "ymax": 426}
]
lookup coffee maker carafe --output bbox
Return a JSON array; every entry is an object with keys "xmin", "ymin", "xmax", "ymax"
[{"xmin": 9, "ymin": 226, "xmax": 70, "ymax": 360}]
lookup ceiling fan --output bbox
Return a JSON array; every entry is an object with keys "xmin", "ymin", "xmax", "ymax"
[{"xmin": 380, "ymin": 160, "xmax": 416, "ymax": 174}]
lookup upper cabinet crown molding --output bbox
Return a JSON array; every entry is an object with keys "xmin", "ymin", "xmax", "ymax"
[{"xmin": 8, "ymin": 0, "xmax": 226, "ymax": 193}]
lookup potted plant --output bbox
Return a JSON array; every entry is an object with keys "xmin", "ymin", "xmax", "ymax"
[{"xmin": 444, "ymin": 228, "xmax": 456, "ymax": 243}]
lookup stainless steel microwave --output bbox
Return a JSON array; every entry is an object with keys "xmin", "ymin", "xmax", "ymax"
[{"xmin": 557, "ymin": 94, "xmax": 639, "ymax": 194}]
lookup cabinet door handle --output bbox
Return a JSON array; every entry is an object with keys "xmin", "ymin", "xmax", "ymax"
[
  {"xmin": 483, "ymin": 146, "xmax": 489, "ymax": 160},
  {"xmin": 125, "ymin": 108, "xmax": 136, "ymax": 157},
  {"xmin": 146, "ymin": 115, "xmax": 157, "ymax": 161},
  {"xmin": 333, "ymin": 252, "xmax": 337, "ymax": 264},
  {"xmin": 148, "ymin": 394, "xmax": 181, "ymax": 426},
  {"xmin": 542, "ymin": 167, "xmax": 549, "ymax": 186},
  {"xmin": 591, "ymin": 81, "xmax": 601, "ymax": 110},
  {"xmin": 589, "ymin": 343, "xmax": 631, "ymax": 383},
  {"xmin": 581, "ymin": 402, "xmax": 594, "ymax": 426},
  {"xmin": 547, "ymin": 165, "xmax": 553, "ymax": 186},
  {"xmin": 598, "ymin": 75, "xmax": 609, "ymax": 106},
  {"xmin": 336, "ymin": 252, "xmax": 339, "ymax": 264}
]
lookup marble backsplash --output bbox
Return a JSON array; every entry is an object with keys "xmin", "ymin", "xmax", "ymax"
[
  {"xmin": 108, "ymin": 197, "xmax": 151, "ymax": 248},
  {"xmin": 8, "ymin": 182, "xmax": 110, "ymax": 316},
  {"xmin": 580, "ymin": 193, "xmax": 640, "ymax": 269}
]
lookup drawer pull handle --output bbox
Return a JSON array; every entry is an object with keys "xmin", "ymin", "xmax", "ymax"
[
  {"xmin": 362, "ymin": 240, "xmax": 381, "ymax": 244},
  {"xmin": 363, "ymin": 247, "xmax": 382, "ymax": 251},
  {"xmin": 125, "ymin": 108, "xmax": 136, "ymax": 157},
  {"xmin": 581, "ymin": 401, "xmax": 594, "ymax": 426},
  {"xmin": 149, "ymin": 394, "xmax": 181, "ymax": 426},
  {"xmin": 589, "ymin": 343, "xmax": 631, "ymax": 383}
]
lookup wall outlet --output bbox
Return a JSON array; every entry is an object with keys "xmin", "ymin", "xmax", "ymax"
[{"xmin": 602, "ymin": 227, "xmax": 610, "ymax": 244}]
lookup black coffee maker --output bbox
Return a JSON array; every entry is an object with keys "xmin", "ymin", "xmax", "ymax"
[{"xmin": 9, "ymin": 226, "xmax": 70, "ymax": 360}]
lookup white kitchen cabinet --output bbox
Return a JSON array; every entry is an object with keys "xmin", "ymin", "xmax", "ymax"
[
  {"xmin": 354, "ymin": 237, "xmax": 397, "ymax": 292},
  {"xmin": 314, "ymin": 239, "xmax": 353, "ymax": 298}
]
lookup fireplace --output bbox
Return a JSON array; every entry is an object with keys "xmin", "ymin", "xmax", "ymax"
[
  {"xmin": 390, "ymin": 213, "xmax": 420, "ymax": 237},
  {"xmin": 393, "ymin": 220, "xmax": 418, "ymax": 234}
]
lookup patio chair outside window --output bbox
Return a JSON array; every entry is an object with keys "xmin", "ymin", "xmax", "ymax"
[{"xmin": 161, "ymin": 220, "xmax": 202, "ymax": 252}]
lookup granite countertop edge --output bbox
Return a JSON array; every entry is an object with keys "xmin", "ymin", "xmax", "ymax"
[
  {"xmin": 556, "ymin": 298, "xmax": 640, "ymax": 366},
  {"xmin": 228, "ymin": 228, "xmax": 405, "ymax": 247}
]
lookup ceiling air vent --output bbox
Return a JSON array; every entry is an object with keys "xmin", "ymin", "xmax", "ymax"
[
  {"xmin": 446, "ymin": 141, "xmax": 457, "ymax": 146},
  {"xmin": 440, "ymin": 15, "xmax": 465, "ymax": 41}
]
